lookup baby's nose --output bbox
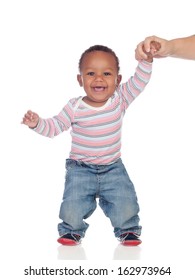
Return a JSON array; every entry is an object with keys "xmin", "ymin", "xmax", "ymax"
[{"xmin": 95, "ymin": 74, "xmax": 103, "ymax": 81}]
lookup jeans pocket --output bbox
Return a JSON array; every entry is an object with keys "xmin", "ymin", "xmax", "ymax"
[{"xmin": 66, "ymin": 159, "xmax": 76, "ymax": 171}]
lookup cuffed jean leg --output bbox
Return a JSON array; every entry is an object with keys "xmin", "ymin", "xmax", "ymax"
[
  {"xmin": 58, "ymin": 160, "xmax": 97, "ymax": 237},
  {"xmin": 98, "ymin": 159, "xmax": 142, "ymax": 237}
]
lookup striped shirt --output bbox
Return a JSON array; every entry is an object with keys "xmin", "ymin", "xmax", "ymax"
[{"xmin": 34, "ymin": 61, "xmax": 152, "ymax": 164}]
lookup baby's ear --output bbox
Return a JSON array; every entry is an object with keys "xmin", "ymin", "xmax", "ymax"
[
  {"xmin": 77, "ymin": 74, "xmax": 83, "ymax": 87},
  {"xmin": 116, "ymin": 75, "xmax": 122, "ymax": 87}
]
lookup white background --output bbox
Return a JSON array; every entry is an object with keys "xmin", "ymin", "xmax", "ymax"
[{"xmin": 0, "ymin": 0, "xmax": 194, "ymax": 279}]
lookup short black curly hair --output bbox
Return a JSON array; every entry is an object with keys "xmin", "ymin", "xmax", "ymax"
[{"xmin": 78, "ymin": 45, "xmax": 120, "ymax": 73}]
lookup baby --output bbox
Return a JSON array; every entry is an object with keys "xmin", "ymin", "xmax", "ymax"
[{"xmin": 22, "ymin": 42, "xmax": 159, "ymax": 246}]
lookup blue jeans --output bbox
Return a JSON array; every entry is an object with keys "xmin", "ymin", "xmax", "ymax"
[{"xmin": 58, "ymin": 158, "xmax": 141, "ymax": 238}]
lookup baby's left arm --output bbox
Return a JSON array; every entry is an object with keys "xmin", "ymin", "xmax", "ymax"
[{"xmin": 117, "ymin": 60, "xmax": 153, "ymax": 109}]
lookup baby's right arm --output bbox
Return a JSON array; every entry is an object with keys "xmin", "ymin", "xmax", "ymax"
[{"xmin": 22, "ymin": 99, "xmax": 77, "ymax": 138}]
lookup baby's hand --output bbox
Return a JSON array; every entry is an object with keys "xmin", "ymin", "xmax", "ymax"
[
  {"xmin": 22, "ymin": 110, "xmax": 39, "ymax": 128},
  {"xmin": 150, "ymin": 41, "xmax": 161, "ymax": 56},
  {"xmin": 142, "ymin": 41, "xmax": 161, "ymax": 62}
]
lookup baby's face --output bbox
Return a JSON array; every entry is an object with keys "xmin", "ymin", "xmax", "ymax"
[{"xmin": 77, "ymin": 51, "xmax": 122, "ymax": 107}]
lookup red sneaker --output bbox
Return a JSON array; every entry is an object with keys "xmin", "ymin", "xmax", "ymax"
[
  {"xmin": 57, "ymin": 233, "xmax": 81, "ymax": 246},
  {"xmin": 119, "ymin": 232, "xmax": 142, "ymax": 246}
]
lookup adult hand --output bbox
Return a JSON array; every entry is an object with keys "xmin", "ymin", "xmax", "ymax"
[{"xmin": 135, "ymin": 36, "xmax": 169, "ymax": 61}]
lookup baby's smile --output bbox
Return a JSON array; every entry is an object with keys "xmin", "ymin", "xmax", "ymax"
[{"xmin": 93, "ymin": 86, "xmax": 106, "ymax": 92}]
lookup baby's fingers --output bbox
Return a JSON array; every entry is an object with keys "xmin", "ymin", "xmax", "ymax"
[
  {"xmin": 21, "ymin": 110, "xmax": 39, "ymax": 127},
  {"xmin": 135, "ymin": 42, "xmax": 148, "ymax": 60},
  {"xmin": 21, "ymin": 112, "xmax": 32, "ymax": 124},
  {"xmin": 150, "ymin": 41, "xmax": 161, "ymax": 55},
  {"xmin": 25, "ymin": 110, "xmax": 35, "ymax": 120}
]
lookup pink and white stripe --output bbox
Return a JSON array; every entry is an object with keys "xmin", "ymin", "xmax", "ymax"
[{"xmin": 34, "ymin": 61, "xmax": 152, "ymax": 164}]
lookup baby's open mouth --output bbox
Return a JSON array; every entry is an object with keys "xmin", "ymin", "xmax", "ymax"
[{"xmin": 93, "ymin": 87, "xmax": 105, "ymax": 92}]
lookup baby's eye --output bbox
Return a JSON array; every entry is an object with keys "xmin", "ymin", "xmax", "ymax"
[
  {"xmin": 87, "ymin": 72, "xmax": 95, "ymax": 76},
  {"xmin": 104, "ymin": 72, "xmax": 111, "ymax": 76}
]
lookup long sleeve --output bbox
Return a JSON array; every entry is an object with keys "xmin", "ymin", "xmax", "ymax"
[
  {"xmin": 117, "ymin": 60, "xmax": 152, "ymax": 111},
  {"xmin": 33, "ymin": 98, "xmax": 78, "ymax": 138}
]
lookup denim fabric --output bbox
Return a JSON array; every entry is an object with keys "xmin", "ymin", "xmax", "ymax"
[{"xmin": 58, "ymin": 158, "xmax": 142, "ymax": 238}]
